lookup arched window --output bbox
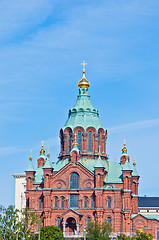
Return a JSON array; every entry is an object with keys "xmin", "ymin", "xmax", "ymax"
[
  {"xmin": 69, "ymin": 132, "xmax": 72, "ymax": 152},
  {"xmin": 91, "ymin": 198, "xmax": 94, "ymax": 208},
  {"xmin": 61, "ymin": 197, "xmax": 64, "ymax": 208},
  {"xmin": 70, "ymin": 173, "xmax": 79, "ymax": 189},
  {"xmin": 88, "ymin": 131, "xmax": 92, "ymax": 152},
  {"xmin": 108, "ymin": 217, "xmax": 111, "ymax": 224},
  {"xmin": 55, "ymin": 197, "xmax": 58, "ymax": 208},
  {"xmin": 39, "ymin": 198, "xmax": 43, "ymax": 209},
  {"xmin": 98, "ymin": 132, "xmax": 100, "ymax": 151},
  {"xmin": 78, "ymin": 131, "xmax": 81, "ymax": 151},
  {"xmin": 108, "ymin": 197, "xmax": 111, "ymax": 208},
  {"xmin": 87, "ymin": 217, "xmax": 91, "ymax": 228},
  {"xmin": 84, "ymin": 197, "xmax": 87, "ymax": 208},
  {"xmin": 58, "ymin": 217, "xmax": 61, "ymax": 228}
]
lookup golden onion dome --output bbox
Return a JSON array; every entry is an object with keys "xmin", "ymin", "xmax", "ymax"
[
  {"xmin": 133, "ymin": 156, "xmax": 136, "ymax": 166},
  {"xmin": 29, "ymin": 150, "xmax": 32, "ymax": 160},
  {"xmin": 40, "ymin": 141, "xmax": 45, "ymax": 154},
  {"xmin": 78, "ymin": 70, "xmax": 90, "ymax": 88},
  {"xmin": 122, "ymin": 140, "xmax": 128, "ymax": 154},
  {"xmin": 47, "ymin": 147, "xmax": 50, "ymax": 157},
  {"xmin": 78, "ymin": 61, "xmax": 90, "ymax": 88}
]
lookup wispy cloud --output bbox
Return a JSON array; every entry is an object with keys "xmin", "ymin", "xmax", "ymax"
[{"xmin": 108, "ymin": 119, "xmax": 159, "ymax": 134}]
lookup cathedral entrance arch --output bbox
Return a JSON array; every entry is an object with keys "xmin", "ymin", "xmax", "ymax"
[{"xmin": 66, "ymin": 217, "xmax": 77, "ymax": 233}]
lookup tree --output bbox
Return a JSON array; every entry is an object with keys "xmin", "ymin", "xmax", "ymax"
[
  {"xmin": 117, "ymin": 233, "xmax": 132, "ymax": 240},
  {"xmin": 0, "ymin": 205, "xmax": 41, "ymax": 240},
  {"xmin": 135, "ymin": 230, "xmax": 153, "ymax": 240},
  {"xmin": 86, "ymin": 218, "xmax": 112, "ymax": 240},
  {"xmin": 117, "ymin": 231, "xmax": 153, "ymax": 240},
  {"xmin": 40, "ymin": 225, "xmax": 64, "ymax": 240}
]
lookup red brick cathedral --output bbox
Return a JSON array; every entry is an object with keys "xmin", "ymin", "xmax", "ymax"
[{"xmin": 25, "ymin": 65, "xmax": 159, "ymax": 238}]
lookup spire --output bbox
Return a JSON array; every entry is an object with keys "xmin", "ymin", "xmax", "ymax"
[
  {"xmin": 72, "ymin": 133, "xmax": 78, "ymax": 147},
  {"xmin": 40, "ymin": 141, "xmax": 45, "ymax": 155},
  {"xmin": 132, "ymin": 156, "xmax": 139, "ymax": 176},
  {"xmin": 26, "ymin": 152, "xmax": 35, "ymax": 172},
  {"xmin": 78, "ymin": 61, "xmax": 90, "ymax": 88},
  {"xmin": 71, "ymin": 133, "xmax": 79, "ymax": 154},
  {"xmin": 98, "ymin": 145, "xmax": 102, "ymax": 157},
  {"xmin": 94, "ymin": 146, "xmax": 105, "ymax": 169},
  {"xmin": 122, "ymin": 139, "xmax": 128, "ymax": 154},
  {"xmin": 43, "ymin": 154, "xmax": 52, "ymax": 169},
  {"xmin": 47, "ymin": 147, "xmax": 50, "ymax": 158}
]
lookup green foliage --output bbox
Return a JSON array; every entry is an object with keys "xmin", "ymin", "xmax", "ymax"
[
  {"xmin": 86, "ymin": 218, "xmax": 112, "ymax": 240},
  {"xmin": 117, "ymin": 233, "xmax": 132, "ymax": 240},
  {"xmin": 117, "ymin": 231, "xmax": 153, "ymax": 240},
  {"xmin": 40, "ymin": 225, "xmax": 64, "ymax": 240},
  {"xmin": 135, "ymin": 230, "xmax": 153, "ymax": 240},
  {"xmin": 0, "ymin": 205, "xmax": 42, "ymax": 240}
]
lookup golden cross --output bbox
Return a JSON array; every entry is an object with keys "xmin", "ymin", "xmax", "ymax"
[
  {"xmin": 81, "ymin": 60, "xmax": 87, "ymax": 71},
  {"xmin": 42, "ymin": 141, "xmax": 44, "ymax": 147}
]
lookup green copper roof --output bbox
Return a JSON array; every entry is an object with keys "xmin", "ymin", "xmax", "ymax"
[
  {"xmin": 26, "ymin": 160, "xmax": 35, "ymax": 172},
  {"xmin": 79, "ymin": 158, "xmax": 108, "ymax": 173},
  {"xmin": 43, "ymin": 157, "xmax": 52, "ymax": 169},
  {"xmin": 63, "ymin": 87, "xmax": 103, "ymax": 131},
  {"xmin": 131, "ymin": 214, "xmax": 159, "ymax": 221},
  {"xmin": 132, "ymin": 165, "xmax": 139, "ymax": 176},
  {"xmin": 94, "ymin": 156, "xmax": 105, "ymax": 168},
  {"xmin": 122, "ymin": 160, "xmax": 132, "ymax": 171},
  {"xmin": 34, "ymin": 166, "xmax": 44, "ymax": 184}
]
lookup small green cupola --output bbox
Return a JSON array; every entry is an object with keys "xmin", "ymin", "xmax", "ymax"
[
  {"xmin": 43, "ymin": 149, "xmax": 52, "ymax": 169},
  {"xmin": 26, "ymin": 154, "xmax": 35, "ymax": 172},
  {"xmin": 132, "ymin": 158, "xmax": 139, "ymax": 177}
]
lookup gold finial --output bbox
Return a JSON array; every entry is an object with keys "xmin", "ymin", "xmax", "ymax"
[
  {"xmin": 122, "ymin": 139, "xmax": 128, "ymax": 153},
  {"xmin": 47, "ymin": 147, "xmax": 50, "ymax": 157},
  {"xmin": 78, "ymin": 61, "xmax": 90, "ymax": 88},
  {"xmin": 133, "ymin": 155, "xmax": 136, "ymax": 166},
  {"xmin": 72, "ymin": 133, "xmax": 78, "ymax": 147},
  {"xmin": 29, "ymin": 150, "xmax": 32, "ymax": 161},
  {"xmin": 40, "ymin": 141, "xmax": 45, "ymax": 154},
  {"xmin": 98, "ymin": 145, "xmax": 101, "ymax": 156}
]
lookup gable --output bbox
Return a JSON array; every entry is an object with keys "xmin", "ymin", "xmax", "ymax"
[{"xmin": 50, "ymin": 161, "xmax": 94, "ymax": 189}]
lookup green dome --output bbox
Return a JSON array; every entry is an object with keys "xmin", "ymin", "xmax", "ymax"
[{"xmin": 63, "ymin": 87, "xmax": 103, "ymax": 131}]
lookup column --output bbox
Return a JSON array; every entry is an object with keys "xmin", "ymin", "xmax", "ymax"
[
  {"xmin": 77, "ymin": 223, "xmax": 79, "ymax": 233},
  {"xmin": 62, "ymin": 222, "xmax": 66, "ymax": 235}
]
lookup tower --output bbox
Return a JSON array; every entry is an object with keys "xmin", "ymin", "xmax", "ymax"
[{"xmin": 59, "ymin": 62, "xmax": 107, "ymax": 161}]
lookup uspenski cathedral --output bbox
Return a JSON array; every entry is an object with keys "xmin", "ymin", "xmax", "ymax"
[{"xmin": 25, "ymin": 62, "xmax": 159, "ymax": 239}]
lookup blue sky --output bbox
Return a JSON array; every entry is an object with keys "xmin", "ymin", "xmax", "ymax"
[{"xmin": 0, "ymin": 0, "xmax": 159, "ymax": 206}]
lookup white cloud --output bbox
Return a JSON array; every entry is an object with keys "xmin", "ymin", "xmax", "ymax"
[{"xmin": 108, "ymin": 119, "xmax": 159, "ymax": 135}]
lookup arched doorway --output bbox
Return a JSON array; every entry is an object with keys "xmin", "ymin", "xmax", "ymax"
[{"xmin": 66, "ymin": 217, "xmax": 77, "ymax": 233}]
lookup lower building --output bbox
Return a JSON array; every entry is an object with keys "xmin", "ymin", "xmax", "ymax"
[
  {"xmin": 24, "ymin": 67, "xmax": 159, "ymax": 239},
  {"xmin": 12, "ymin": 173, "xmax": 26, "ymax": 212}
]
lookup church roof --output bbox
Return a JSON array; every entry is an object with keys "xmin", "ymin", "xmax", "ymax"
[
  {"xmin": 63, "ymin": 75, "xmax": 103, "ymax": 131},
  {"xmin": 138, "ymin": 197, "xmax": 159, "ymax": 207},
  {"xmin": 43, "ymin": 157, "xmax": 52, "ymax": 169},
  {"xmin": 26, "ymin": 159, "xmax": 35, "ymax": 172},
  {"xmin": 131, "ymin": 214, "xmax": 159, "ymax": 221},
  {"xmin": 132, "ymin": 164, "xmax": 139, "ymax": 176}
]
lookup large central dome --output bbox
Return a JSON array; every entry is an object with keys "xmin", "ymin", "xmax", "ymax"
[{"xmin": 63, "ymin": 69, "xmax": 103, "ymax": 131}]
